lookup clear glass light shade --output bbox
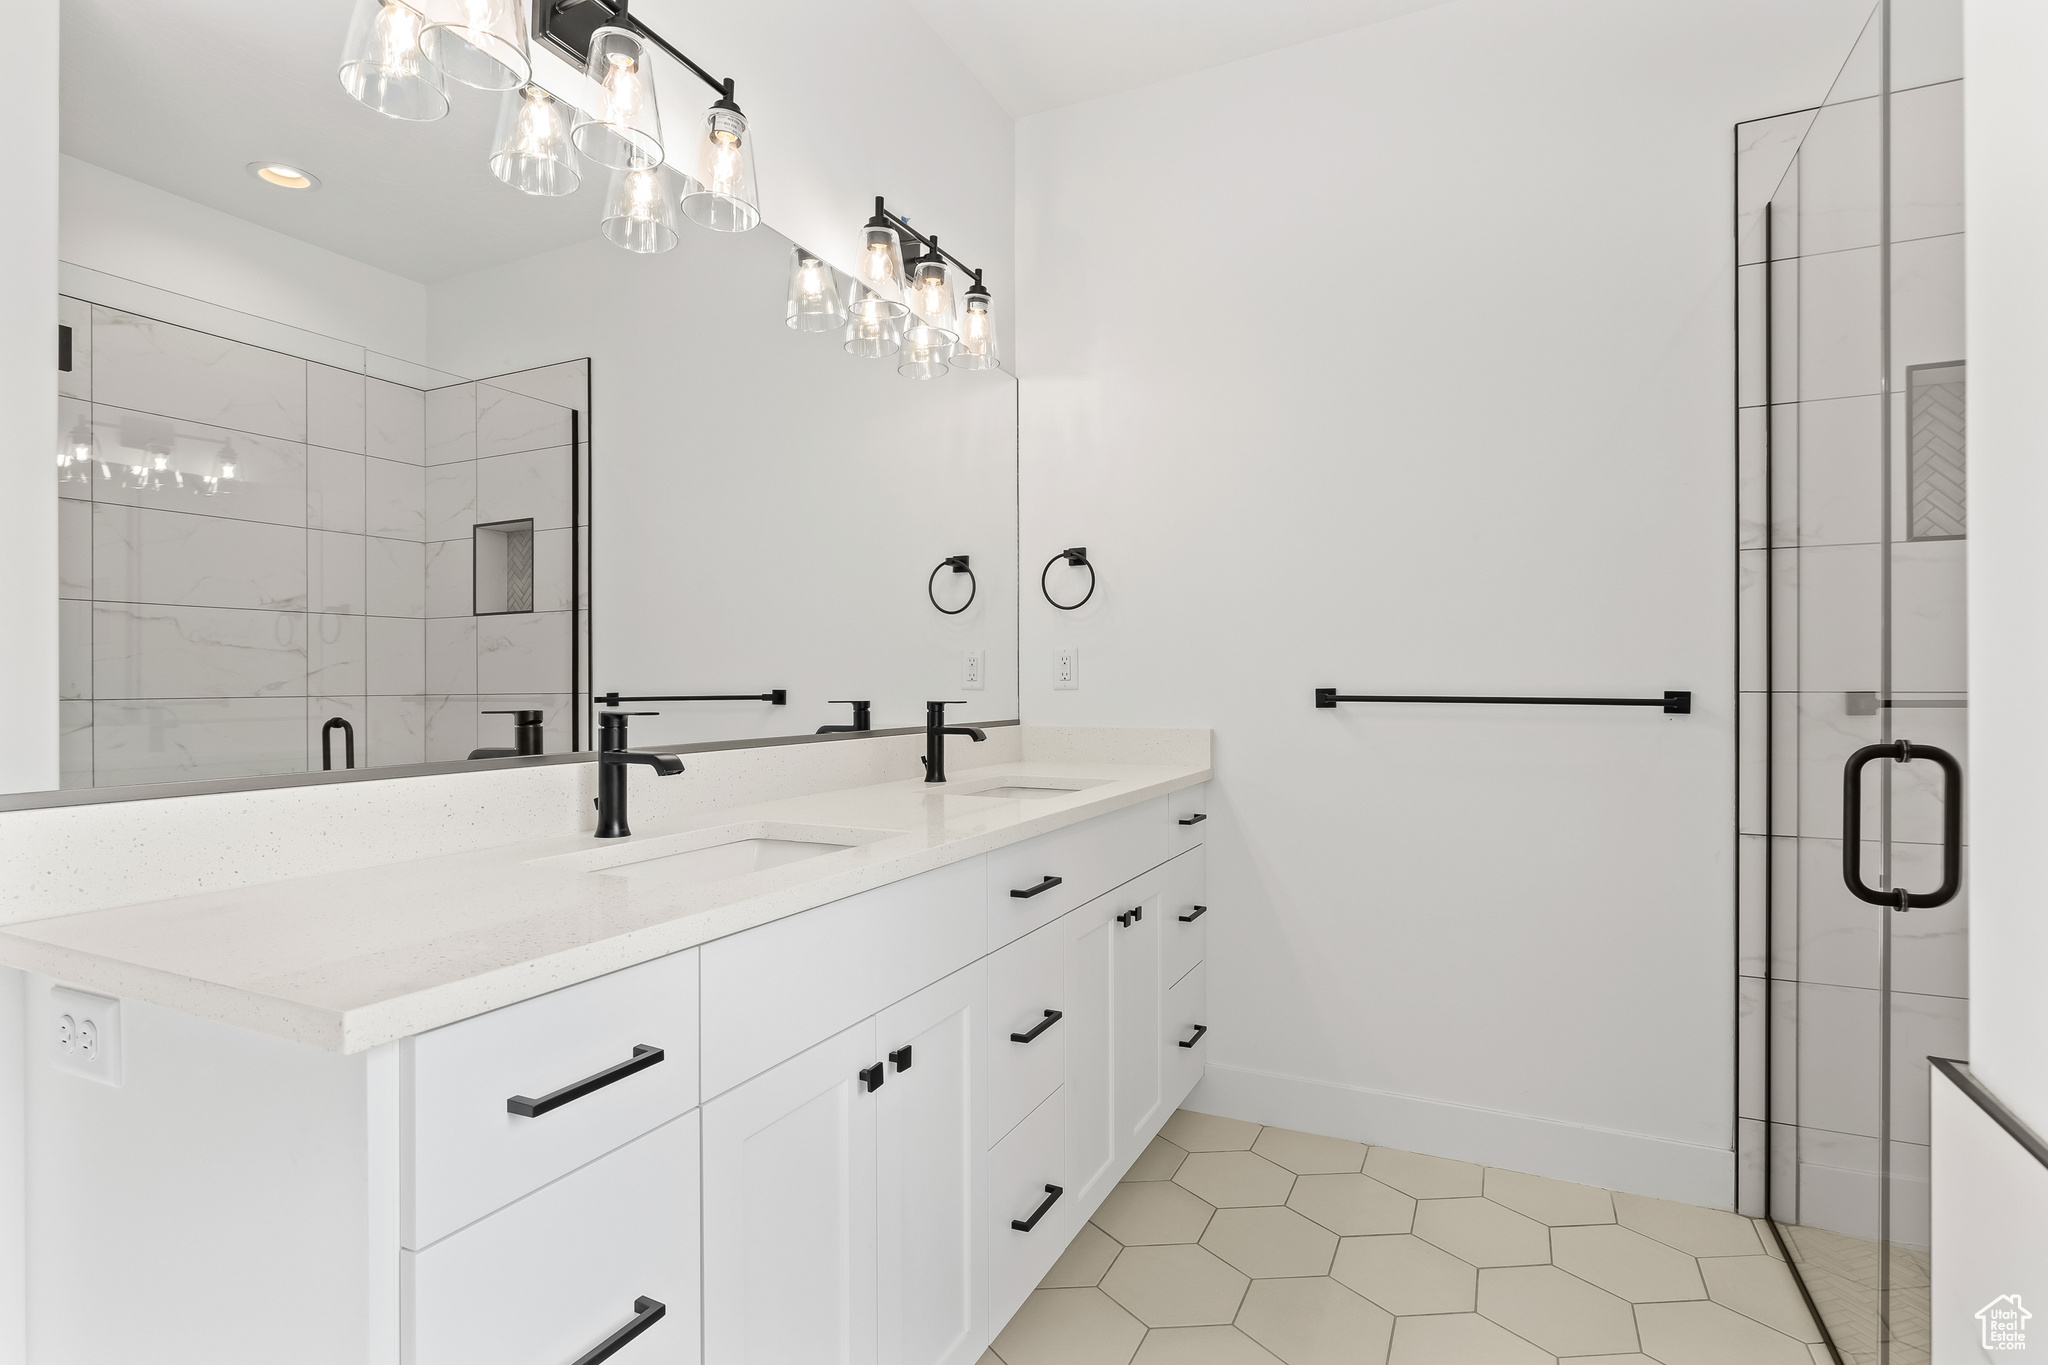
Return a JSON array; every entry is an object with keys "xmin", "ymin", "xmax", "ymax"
[
  {"xmin": 681, "ymin": 105, "xmax": 760, "ymax": 231},
  {"xmin": 897, "ymin": 321, "xmax": 954, "ymax": 379},
  {"xmin": 843, "ymin": 285, "xmax": 905, "ymax": 358},
  {"xmin": 420, "ymin": 0, "xmax": 530, "ymax": 90},
  {"xmin": 906, "ymin": 254, "xmax": 959, "ymax": 341},
  {"xmin": 855, "ymin": 223, "xmax": 909, "ymax": 317},
  {"xmin": 600, "ymin": 164, "xmax": 681, "ymax": 254},
  {"xmin": 571, "ymin": 27, "xmax": 664, "ymax": 169},
  {"xmin": 786, "ymin": 249, "xmax": 848, "ymax": 332},
  {"xmin": 338, "ymin": 0, "xmax": 449, "ymax": 122},
  {"xmin": 491, "ymin": 85, "xmax": 581, "ymax": 195},
  {"xmin": 955, "ymin": 288, "xmax": 1000, "ymax": 370}
]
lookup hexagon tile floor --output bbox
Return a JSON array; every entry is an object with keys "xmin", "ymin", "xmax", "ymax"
[{"xmin": 981, "ymin": 1109, "xmax": 1829, "ymax": 1365}]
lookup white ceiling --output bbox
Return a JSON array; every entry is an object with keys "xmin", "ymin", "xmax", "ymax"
[
  {"xmin": 61, "ymin": 0, "xmax": 606, "ymax": 283},
  {"xmin": 58, "ymin": 0, "xmax": 1465, "ymax": 285},
  {"xmin": 900, "ymin": 0, "xmax": 1466, "ymax": 117}
]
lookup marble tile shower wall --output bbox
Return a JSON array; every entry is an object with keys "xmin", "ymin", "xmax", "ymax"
[
  {"xmin": 53, "ymin": 302, "xmax": 578, "ymax": 787},
  {"xmin": 1732, "ymin": 73, "xmax": 1967, "ymax": 1250}
]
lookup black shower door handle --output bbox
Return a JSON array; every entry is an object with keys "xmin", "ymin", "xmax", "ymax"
[{"xmin": 1841, "ymin": 741, "xmax": 1963, "ymax": 909}]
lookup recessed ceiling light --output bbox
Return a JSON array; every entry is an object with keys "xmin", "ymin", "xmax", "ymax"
[{"xmin": 247, "ymin": 162, "xmax": 319, "ymax": 191}]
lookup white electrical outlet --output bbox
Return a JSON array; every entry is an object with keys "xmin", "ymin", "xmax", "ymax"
[
  {"xmin": 1054, "ymin": 647, "xmax": 1080, "ymax": 690},
  {"xmin": 962, "ymin": 649, "xmax": 985, "ymax": 690},
  {"xmin": 51, "ymin": 984, "xmax": 122, "ymax": 1087}
]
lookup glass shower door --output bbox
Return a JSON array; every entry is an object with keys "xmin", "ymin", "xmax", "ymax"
[{"xmin": 1736, "ymin": 4, "xmax": 1965, "ymax": 1362}]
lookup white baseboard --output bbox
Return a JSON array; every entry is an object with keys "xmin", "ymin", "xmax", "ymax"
[{"xmin": 1185, "ymin": 1062, "xmax": 1734, "ymax": 1209}]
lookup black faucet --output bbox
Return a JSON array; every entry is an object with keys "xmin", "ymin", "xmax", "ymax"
[
  {"xmin": 470, "ymin": 708, "xmax": 545, "ymax": 760},
  {"xmin": 595, "ymin": 711, "xmax": 684, "ymax": 838},
  {"xmin": 922, "ymin": 701, "xmax": 986, "ymax": 784},
  {"xmin": 818, "ymin": 700, "xmax": 872, "ymax": 734}
]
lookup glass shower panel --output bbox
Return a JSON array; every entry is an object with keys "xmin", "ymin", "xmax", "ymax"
[{"xmin": 1736, "ymin": 4, "xmax": 1964, "ymax": 1363}]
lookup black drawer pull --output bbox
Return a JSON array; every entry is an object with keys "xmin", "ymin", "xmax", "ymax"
[
  {"xmin": 890, "ymin": 1045, "xmax": 913, "ymax": 1073},
  {"xmin": 507, "ymin": 1045, "xmax": 664, "ymax": 1117},
  {"xmin": 1178, "ymin": 813, "xmax": 1207, "ymax": 826},
  {"xmin": 1178, "ymin": 1024, "xmax": 1208, "ymax": 1049},
  {"xmin": 1011, "ymin": 875, "xmax": 1064, "ymax": 899},
  {"xmin": 1010, "ymin": 1009, "xmax": 1063, "ymax": 1044},
  {"xmin": 860, "ymin": 1063, "xmax": 886, "ymax": 1092},
  {"xmin": 1179, "ymin": 905, "xmax": 1207, "ymax": 923},
  {"xmin": 1012, "ymin": 1184, "xmax": 1064, "ymax": 1232},
  {"xmin": 570, "ymin": 1296, "xmax": 666, "ymax": 1365},
  {"xmin": 1117, "ymin": 907, "xmax": 1143, "ymax": 927}
]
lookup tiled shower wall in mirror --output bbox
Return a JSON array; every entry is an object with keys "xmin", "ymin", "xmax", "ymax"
[{"xmin": 56, "ymin": 297, "xmax": 585, "ymax": 787}]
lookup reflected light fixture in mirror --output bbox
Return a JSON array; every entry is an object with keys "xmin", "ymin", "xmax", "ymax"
[
  {"xmin": 898, "ymin": 322, "xmax": 952, "ymax": 380},
  {"xmin": 844, "ymin": 283, "xmax": 905, "ymax": 358},
  {"xmin": 680, "ymin": 84, "xmax": 760, "ymax": 231},
  {"xmin": 600, "ymin": 163, "xmax": 682, "ymax": 253},
  {"xmin": 955, "ymin": 275, "xmax": 1000, "ymax": 371},
  {"xmin": 571, "ymin": 23, "xmax": 664, "ymax": 169},
  {"xmin": 786, "ymin": 248, "xmax": 848, "ymax": 332},
  {"xmin": 420, "ymin": 0, "xmax": 532, "ymax": 91},
  {"xmin": 338, "ymin": 0, "xmax": 450, "ymax": 122},
  {"xmin": 491, "ymin": 85, "xmax": 582, "ymax": 195}
]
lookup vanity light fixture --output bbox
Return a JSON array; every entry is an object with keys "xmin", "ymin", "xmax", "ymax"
[
  {"xmin": 247, "ymin": 162, "xmax": 321, "ymax": 190},
  {"xmin": 419, "ymin": 0, "xmax": 531, "ymax": 91},
  {"xmin": 338, "ymin": 0, "xmax": 450, "ymax": 122},
  {"xmin": 599, "ymin": 162, "xmax": 681, "ymax": 254},
  {"xmin": 569, "ymin": 20, "xmax": 664, "ymax": 169},
  {"xmin": 680, "ymin": 83, "xmax": 759, "ymax": 231},
  {"xmin": 785, "ymin": 248, "xmax": 848, "ymax": 332},
  {"xmin": 490, "ymin": 85, "xmax": 581, "ymax": 196},
  {"xmin": 833, "ymin": 200, "xmax": 998, "ymax": 378}
]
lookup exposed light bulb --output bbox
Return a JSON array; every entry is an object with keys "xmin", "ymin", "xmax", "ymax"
[
  {"xmin": 863, "ymin": 243, "xmax": 892, "ymax": 283},
  {"xmin": 376, "ymin": 0, "xmax": 423, "ymax": 68},
  {"xmin": 219, "ymin": 461, "xmax": 236, "ymax": 481},
  {"xmin": 152, "ymin": 453, "xmax": 169, "ymax": 472},
  {"xmin": 599, "ymin": 52, "xmax": 644, "ymax": 130},
  {"xmin": 798, "ymin": 258, "xmax": 826, "ymax": 302}
]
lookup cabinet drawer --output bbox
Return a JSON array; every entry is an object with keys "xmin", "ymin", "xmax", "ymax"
[
  {"xmin": 988, "ymin": 1088, "xmax": 1067, "ymax": 1331},
  {"xmin": 405, "ymin": 1111, "xmax": 700, "ymax": 1365},
  {"xmin": 985, "ymin": 797, "xmax": 1167, "ymax": 949},
  {"xmin": 1161, "ymin": 846, "xmax": 1207, "ymax": 991},
  {"xmin": 702, "ymin": 858, "xmax": 984, "ymax": 1100},
  {"xmin": 1168, "ymin": 783, "xmax": 1210, "ymax": 852},
  {"xmin": 983, "ymin": 920, "xmax": 1064, "ymax": 1148},
  {"xmin": 1165, "ymin": 961, "xmax": 1207, "ymax": 1109},
  {"xmin": 405, "ymin": 949, "xmax": 699, "ymax": 1248}
]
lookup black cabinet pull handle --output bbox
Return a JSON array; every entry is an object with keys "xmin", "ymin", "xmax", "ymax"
[
  {"xmin": 1178, "ymin": 813, "xmax": 1207, "ymax": 826},
  {"xmin": 1012, "ymin": 1184, "xmax": 1064, "ymax": 1232},
  {"xmin": 1117, "ymin": 907, "xmax": 1143, "ymax": 927},
  {"xmin": 890, "ymin": 1045, "xmax": 913, "ymax": 1072},
  {"xmin": 1010, "ymin": 1009, "xmax": 1063, "ymax": 1044},
  {"xmin": 860, "ymin": 1063, "xmax": 885, "ymax": 1092},
  {"xmin": 1178, "ymin": 1024, "xmax": 1208, "ymax": 1049},
  {"xmin": 507, "ymin": 1045, "xmax": 664, "ymax": 1117},
  {"xmin": 1178, "ymin": 905, "xmax": 1207, "ymax": 923},
  {"xmin": 1011, "ymin": 875, "xmax": 1063, "ymax": 899},
  {"xmin": 1842, "ymin": 741, "xmax": 1964, "ymax": 909},
  {"xmin": 570, "ymin": 1296, "xmax": 666, "ymax": 1365}
]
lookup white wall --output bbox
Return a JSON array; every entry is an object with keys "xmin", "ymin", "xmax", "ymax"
[
  {"xmin": 1015, "ymin": 0, "xmax": 1873, "ymax": 1204},
  {"xmin": 59, "ymin": 157, "xmax": 428, "ymax": 365}
]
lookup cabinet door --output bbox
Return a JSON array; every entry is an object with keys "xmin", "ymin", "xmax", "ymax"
[
  {"xmin": 1061, "ymin": 894, "xmax": 1118, "ymax": 1215},
  {"xmin": 405, "ymin": 1112, "xmax": 700, "ymax": 1365},
  {"xmin": 1164, "ymin": 960, "xmax": 1208, "ymax": 1112},
  {"xmin": 876, "ymin": 966, "xmax": 987, "ymax": 1365},
  {"xmin": 703, "ymin": 1020, "xmax": 880, "ymax": 1365},
  {"xmin": 1111, "ymin": 877, "xmax": 1165, "ymax": 1163}
]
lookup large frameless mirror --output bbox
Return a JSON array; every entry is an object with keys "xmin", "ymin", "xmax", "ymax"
[{"xmin": 25, "ymin": 0, "xmax": 1017, "ymax": 804}]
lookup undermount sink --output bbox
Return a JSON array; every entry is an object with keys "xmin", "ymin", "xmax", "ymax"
[
  {"xmin": 944, "ymin": 775, "xmax": 1113, "ymax": 800},
  {"xmin": 528, "ymin": 822, "xmax": 892, "ymax": 889}
]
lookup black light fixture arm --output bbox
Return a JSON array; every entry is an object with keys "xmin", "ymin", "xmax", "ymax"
[
  {"xmin": 873, "ymin": 198, "xmax": 987, "ymax": 290},
  {"xmin": 544, "ymin": 0, "xmax": 737, "ymax": 104}
]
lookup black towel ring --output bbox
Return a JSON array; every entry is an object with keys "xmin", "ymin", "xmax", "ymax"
[
  {"xmin": 1041, "ymin": 547, "xmax": 1095, "ymax": 611},
  {"xmin": 929, "ymin": 556, "xmax": 977, "ymax": 615}
]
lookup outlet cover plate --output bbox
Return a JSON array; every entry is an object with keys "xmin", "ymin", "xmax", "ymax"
[
  {"xmin": 963, "ymin": 649, "xmax": 985, "ymax": 690},
  {"xmin": 51, "ymin": 984, "xmax": 122, "ymax": 1086},
  {"xmin": 1054, "ymin": 647, "xmax": 1079, "ymax": 690}
]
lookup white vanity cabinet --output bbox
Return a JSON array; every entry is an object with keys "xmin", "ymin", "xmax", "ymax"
[{"xmin": 23, "ymin": 786, "xmax": 1208, "ymax": 1365}]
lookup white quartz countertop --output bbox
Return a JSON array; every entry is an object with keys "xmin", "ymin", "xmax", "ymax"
[{"xmin": 0, "ymin": 760, "xmax": 1208, "ymax": 1053}]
